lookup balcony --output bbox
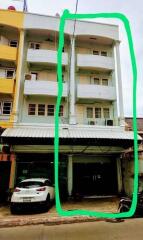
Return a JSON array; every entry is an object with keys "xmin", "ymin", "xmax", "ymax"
[
  {"xmin": 77, "ymin": 54, "xmax": 114, "ymax": 70},
  {"xmin": 24, "ymin": 80, "xmax": 68, "ymax": 97},
  {"xmin": 0, "ymin": 78, "xmax": 15, "ymax": 94},
  {"xmin": 77, "ymin": 84, "xmax": 116, "ymax": 101},
  {"xmin": 0, "ymin": 45, "xmax": 17, "ymax": 61},
  {"xmin": 27, "ymin": 49, "xmax": 68, "ymax": 65}
]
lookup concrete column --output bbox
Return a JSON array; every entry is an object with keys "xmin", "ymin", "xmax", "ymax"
[
  {"xmin": 67, "ymin": 155, "xmax": 73, "ymax": 196},
  {"xmin": 116, "ymin": 157, "xmax": 122, "ymax": 193},
  {"xmin": 114, "ymin": 41, "xmax": 125, "ymax": 127},
  {"xmin": 10, "ymin": 29, "xmax": 25, "ymax": 124},
  {"xmin": 112, "ymin": 70, "xmax": 118, "ymax": 126},
  {"xmin": 9, "ymin": 153, "xmax": 16, "ymax": 189},
  {"xmin": 69, "ymin": 37, "xmax": 76, "ymax": 124}
]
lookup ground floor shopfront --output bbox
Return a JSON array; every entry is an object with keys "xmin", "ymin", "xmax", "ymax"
[
  {"xmin": 0, "ymin": 126, "xmax": 137, "ymax": 200},
  {"xmin": 5, "ymin": 151, "xmax": 123, "ymax": 199}
]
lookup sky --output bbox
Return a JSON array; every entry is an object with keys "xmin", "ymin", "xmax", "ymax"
[{"xmin": 0, "ymin": 0, "xmax": 143, "ymax": 117}]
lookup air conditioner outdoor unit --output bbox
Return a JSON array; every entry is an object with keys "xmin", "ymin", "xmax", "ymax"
[
  {"xmin": 88, "ymin": 120, "xmax": 95, "ymax": 125},
  {"xmin": 25, "ymin": 74, "xmax": 32, "ymax": 80},
  {"xmin": 106, "ymin": 119, "xmax": 113, "ymax": 126}
]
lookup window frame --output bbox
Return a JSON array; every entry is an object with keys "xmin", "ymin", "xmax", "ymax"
[
  {"xmin": 5, "ymin": 69, "xmax": 15, "ymax": 79},
  {"xmin": 47, "ymin": 105, "xmax": 55, "ymax": 116},
  {"xmin": 30, "ymin": 42, "xmax": 40, "ymax": 50},
  {"xmin": 95, "ymin": 107, "xmax": 102, "ymax": 119},
  {"xmin": 9, "ymin": 40, "xmax": 18, "ymax": 48},
  {"xmin": 28, "ymin": 103, "xmax": 36, "ymax": 116},
  {"xmin": 0, "ymin": 101, "xmax": 12, "ymax": 115},
  {"xmin": 38, "ymin": 104, "xmax": 45, "ymax": 116}
]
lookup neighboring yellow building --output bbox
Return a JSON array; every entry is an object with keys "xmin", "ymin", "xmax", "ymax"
[{"xmin": 0, "ymin": 9, "xmax": 24, "ymax": 128}]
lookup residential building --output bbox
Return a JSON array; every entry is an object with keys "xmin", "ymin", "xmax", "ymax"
[{"xmin": 0, "ymin": 9, "xmax": 140, "ymax": 200}]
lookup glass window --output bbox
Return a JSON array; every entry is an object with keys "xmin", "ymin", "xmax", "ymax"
[
  {"xmin": 95, "ymin": 108, "xmax": 101, "ymax": 118},
  {"xmin": 101, "ymin": 51, "xmax": 107, "ymax": 56},
  {"xmin": 2, "ymin": 102, "xmax": 12, "ymax": 115},
  {"xmin": 31, "ymin": 72, "xmax": 38, "ymax": 80},
  {"xmin": 28, "ymin": 104, "xmax": 36, "ymax": 115},
  {"xmin": 6, "ymin": 70, "xmax": 15, "ymax": 79},
  {"xmin": 102, "ymin": 79, "xmax": 108, "ymax": 86},
  {"xmin": 103, "ymin": 108, "xmax": 110, "ymax": 118},
  {"xmin": 93, "ymin": 50, "xmax": 99, "ymax": 55},
  {"xmin": 47, "ymin": 105, "xmax": 54, "ymax": 116},
  {"xmin": 87, "ymin": 107, "xmax": 93, "ymax": 118},
  {"xmin": 38, "ymin": 104, "xmax": 45, "ymax": 116},
  {"xmin": 59, "ymin": 105, "xmax": 64, "ymax": 116},
  {"xmin": 30, "ymin": 42, "xmax": 40, "ymax": 49},
  {"xmin": 9, "ymin": 40, "xmax": 18, "ymax": 48},
  {"xmin": 18, "ymin": 181, "xmax": 44, "ymax": 189},
  {"xmin": 93, "ymin": 78, "xmax": 100, "ymax": 85}
]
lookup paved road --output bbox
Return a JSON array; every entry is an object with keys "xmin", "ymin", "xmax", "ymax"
[{"xmin": 0, "ymin": 218, "xmax": 143, "ymax": 240}]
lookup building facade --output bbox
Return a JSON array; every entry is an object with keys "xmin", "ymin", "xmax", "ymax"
[{"xmin": 0, "ymin": 9, "xmax": 138, "ymax": 199}]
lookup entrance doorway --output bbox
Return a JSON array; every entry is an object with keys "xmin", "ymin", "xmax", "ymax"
[
  {"xmin": 73, "ymin": 161, "xmax": 118, "ymax": 196},
  {"xmin": 0, "ymin": 161, "xmax": 11, "ymax": 202}
]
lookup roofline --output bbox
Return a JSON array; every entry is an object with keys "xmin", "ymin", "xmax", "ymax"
[
  {"xmin": 25, "ymin": 11, "xmax": 119, "ymax": 28},
  {"xmin": 0, "ymin": 9, "xmax": 119, "ymax": 28}
]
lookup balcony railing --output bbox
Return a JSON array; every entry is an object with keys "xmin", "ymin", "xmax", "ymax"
[
  {"xmin": 77, "ymin": 54, "xmax": 114, "ymax": 70},
  {"xmin": 0, "ymin": 78, "xmax": 15, "ymax": 94},
  {"xmin": 77, "ymin": 84, "xmax": 116, "ymax": 101},
  {"xmin": 24, "ymin": 80, "xmax": 68, "ymax": 97},
  {"xmin": 0, "ymin": 45, "xmax": 17, "ymax": 61},
  {"xmin": 27, "ymin": 49, "xmax": 68, "ymax": 65}
]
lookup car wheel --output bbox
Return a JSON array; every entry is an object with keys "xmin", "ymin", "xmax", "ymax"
[{"xmin": 119, "ymin": 205, "xmax": 129, "ymax": 213}]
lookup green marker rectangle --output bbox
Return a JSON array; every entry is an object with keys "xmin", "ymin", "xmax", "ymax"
[{"xmin": 55, "ymin": 9, "xmax": 138, "ymax": 218}]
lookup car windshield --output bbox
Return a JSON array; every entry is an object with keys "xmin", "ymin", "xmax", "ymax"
[{"xmin": 18, "ymin": 181, "xmax": 44, "ymax": 189}]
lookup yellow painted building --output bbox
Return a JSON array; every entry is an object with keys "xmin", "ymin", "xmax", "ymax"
[{"xmin": 0, "ymin": 9, "xmax": 24, "ymax": 128}]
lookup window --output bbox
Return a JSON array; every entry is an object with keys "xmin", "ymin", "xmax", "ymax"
[
  {"xmin": 93, "ymin": 78, "xmax": 100, "ymax": 85},
  {"xmin": 95, "ymin": 108, "xmax": 101, "ymax": 118},
  {"xmin": 38, "ymin": 104, "xmax": 45, "ymax": 116},
  {"xmin": 2, "ymin": 102, "xmax": 12, "ymax": 115},
  {"xmin": 9, "ymin": 40, "xmax": 18, "ymax": 48},
  {"xmin": 93, "ymin": 50, "xmax": 99, "ymax": 55},
  {"xmin": 103, "ymin": 108, "xmax": 110, "ymax": 118},
  {"xmin": 62, "ymin": 74, "xmax": 65, "ymax": 82},
  {"xmin": 87, "ymin": 107, "xmax": 93, "ymax": 118},
  {"xmin": 47, "ymin": 105, "xmax": 54, "ymax": 116},
  {"xmin": 28, "ymin": 104, "xmax": 36, "ymax": 115},
  {"xmin": 59, "ymin": 105, "xmax": 64, "ymax": 116},
  {"xmin": 6, "ymin": 69, "xmax": 15, "ymax": 79},
  {"xmin": 102, "ymin": 78, "xmax": 108, "ymax": 86},
  {"xmin": 31, "ymin": 72, "xmax": 38, "ymax": 80},
  {"xmin": 30, "ymin": 42, "xmax": 40, "ymax": 49},
  {"xmin": 101, "ymin": 51, "xmax": 107, "ymax": 56}
]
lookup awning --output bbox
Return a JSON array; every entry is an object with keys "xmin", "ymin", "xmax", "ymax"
[{"xmin": 1, "ymin": 126, "xmax": 141, "ymax": 148}]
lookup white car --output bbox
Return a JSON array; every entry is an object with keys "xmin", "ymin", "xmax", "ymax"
[{"xmin": 10, "ymin": 178, "xmax": 55, "ymax": 214}]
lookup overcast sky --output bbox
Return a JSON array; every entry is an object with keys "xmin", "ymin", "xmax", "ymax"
[{"xmin": 0, "ymin": 0, "xmax": 143, "ymax": 117}]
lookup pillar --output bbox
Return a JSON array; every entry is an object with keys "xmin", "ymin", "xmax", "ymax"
[
  {"xmin": 67, "ymin": 155, "xmax": 73, "ymax": 196},
  {"xmin": 69, "ymin": 37, "xmax": 76, "ymax": 124},
  {"xmin": 10, "ymin": 29, "xmax": 25, "ymax": 124},
  {"xmin": 9, "ymin": 153, "xmax": 16, "ymax": 189},
  {"xmin": 116, "ymin": 157, "xmax": 123, "ymax": 193},
  {"xmin": 114, "ymin": 40, "xmax": 125, "ymax": 127}
]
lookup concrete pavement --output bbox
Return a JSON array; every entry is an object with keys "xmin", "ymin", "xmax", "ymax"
[
  {"xmin": 0, "ymin": 218, "xmax": 143, "ymax": 240},
  {"xmin": 0, "ymin": 198, "xmax": 119, "ymax": 227}
]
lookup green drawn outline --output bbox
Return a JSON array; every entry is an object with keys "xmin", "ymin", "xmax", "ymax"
[{"xmin": 55, "ymin": 9, "xmax": 138, "ymax": 218}]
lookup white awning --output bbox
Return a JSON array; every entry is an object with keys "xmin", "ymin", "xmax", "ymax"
[{"xmin": 1, "ymin": 126, "xmax": 141, "ymax": 140}]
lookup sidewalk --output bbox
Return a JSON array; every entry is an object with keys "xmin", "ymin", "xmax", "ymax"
[{"xmin": 0, "ymin": 198, "xmax": 119, "ymax": 228}]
